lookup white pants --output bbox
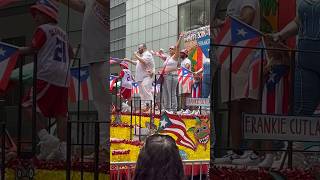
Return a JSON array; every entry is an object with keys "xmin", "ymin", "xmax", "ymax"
[
  {"xmin": 138, "ymin": 76, "xmax": 154, "ymax": 108},
  {"xmin": 89, "ymin": 62, "xmax": 109, "ymax": 148}
]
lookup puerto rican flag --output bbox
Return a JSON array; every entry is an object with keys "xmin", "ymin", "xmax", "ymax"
[
  {"xmin": 132, "ymin": 82, "xmax": 139, "ymax": 94},
  {"xmin": 262, "ymin": 65, "xmax": 289, "ymax": 114},
  {"xmin": 0, "ymin": 0, "xmax": 18, "ymax": 7},
  {"xmin": 68, "ymin": 66, "xmax": 93, "ymax": 102},
  {"xmin": 215, "ymin": 16, "xmax": 262, "ymax": 73},
  {"xmin": 0, "ymin": 42, "xmax": 19, "ymax": 91},
  {"xmin": 192, "ymin": 83, "xmax": 201, "ymax": 98},
  {"xmin": 109, "ymin": 75, "xmax": 117, "ymax": 91},
  {"xmin": 178, "ymin": 67, "xmax": 193, "ymax": 94},
  {"xmin": 158, "ymin": 111, "xmax": 196, "ymax": 151}
]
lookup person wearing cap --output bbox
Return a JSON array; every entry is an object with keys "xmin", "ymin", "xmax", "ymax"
[
  {"xmin": 58, "ymin": 0, "xmax": 109, "ymax": 161},
  {"xmin": 19, "ymin": 0, "xmax": 73, "ymax": 160},
  {"xmin": 178, "ymin": 49, "xmax": 192, "ymax": 112},
  {"xmin": 158, "ymin": 33, "xmax": 184, "ymax": 112},
  {"xmin": 118, "ymin": 61, "xmax": 133, "ymax": 101}
]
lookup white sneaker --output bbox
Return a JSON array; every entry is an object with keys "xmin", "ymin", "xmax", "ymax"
[
  {"xmin": 37, "ymin": 134, "xmax": 60, "ymax": 160},
  {"xmin": 214, "ymin": 151, "xmax": 240, "ymax": 164},
  {"xmin": 232, "ymin": 151, "xmax": 260, "ymax": 166},
  {"xmin": 258, "ymin": 154, "xmax": 274, "ymax": 168},
  {"xmin": 47, "ymin": 142, "xmax": 66, "ymax": 161}
]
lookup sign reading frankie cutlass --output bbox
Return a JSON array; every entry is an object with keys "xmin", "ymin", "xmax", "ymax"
[{"xmin": 243, "ymin": 114, "xmax": 320, "ymax": 142}]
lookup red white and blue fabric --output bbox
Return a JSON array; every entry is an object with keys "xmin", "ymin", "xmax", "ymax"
[
  {"xmin": 192, "ymin": 82, "xmax": 201, "ymax": 98},
  {"xmin": 215, "ymin": 16, "xmax": 262, "ymax": 73},
  {"xmin": 244, "ymin": 47, "xmax": 267, "ymax": 96},
  {"xmin": 178, "ymin": 67, "xmax": 193, "ymax": 94},
  {"xmin": 262, "ymin": 65, "xmax": 289, "ymax": 114},
  {"xmin": 109, "ymin": 75, "xmax": 117, "ymax": 91},
  {"xmin": 68, "ymin": 66, "xmax": 93, "ymax": 102},
  {"xmin": 158, "ymin": 111, "xmax": 196, "ymax": 151},
  {"xmin": 132, "ymin": 82, "xmax": 139, "ymax": 94},
  {"xmin": 0, "ymin": 42, "xmax": 19, "ymax": 91},
  {"xmin": 0, "ymin": 0, "xmax": 18, "ymax": 7}
]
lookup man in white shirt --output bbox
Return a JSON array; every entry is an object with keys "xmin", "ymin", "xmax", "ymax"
[
  {"xmin": 125, "ymin": 43, "xmax": 155, "ymax": 112},
  {"xmin": 59, "ymin": 0, "xmax": 109, "ymax": 161}
]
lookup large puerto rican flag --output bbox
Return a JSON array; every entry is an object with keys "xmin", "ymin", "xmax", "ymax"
[
  {"xmin": 68, "ymin": 66, "xmax": 93, "ymax": 102},
  {"xmin": 0, "ymin": 42, "xmax": 19, "ymax": 91},
  {"xmin": 215, "ymin": 16, "xmax": 262, "ymax": 73},
  {"xmin": 158, "ymin": 111, "xmax": 196, "ymax": 151}
]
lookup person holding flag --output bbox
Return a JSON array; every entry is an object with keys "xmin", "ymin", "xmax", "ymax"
[
  {"xmin": 178, "ymin": 49, "xmax": 192, "ymax": 112},
  {"xmin": 19, "ymin": 0, "xmax": 73, "ymax": 160},
  {"xmin": 159, "ymin": 33, "xmax": 184, "ymax": 112},
  {"xmin": 214, "ymin": 0, "xmax": 262, "ymax": 165}
]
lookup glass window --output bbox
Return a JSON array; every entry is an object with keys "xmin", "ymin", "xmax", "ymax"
[
  {"xmin": 178, "ymin": 2, "xmax": 190, "ymax": 32},
  {"xmin": 132, "ymin": 7, "xmax": 139, "ymax": 21},
  {"xmin": 160, "ymin": 10, "xmax": 169, "ymax": 24},
  {"xmin": 145, "ymin": 3, "xmax": 153, "ymax": 16},
  {"xmin": 126, "ymin": 10, "xmax": 132, "ymax": 23},
  {"xmin": 146, "ymin": 28, "xmax": 153, "ymax": 42},
  {"xmin": 139, "ymin": 4, "xmax": 145, "ymax": 18},
  {"xmin": 139, "ymin": 31, "xmax": 146, "ymax": 43},
  {"xmin": 168, "ymin": 0, "xmax": 177, "ymax": 7},
  {"xmin": 160, "ymin": 23, "xmax": 169, "ymax": 39},
  {"xmin": 161, "ymin": 0, "xmax": 168, "ymax": 9},
  {"xmin": 132, "ymin": 20, "xmax": 139, "ymax": 33},
  {"xmin": 168, "ymin": 6, "xmax": 177, "ymax": 22},
  {"xmin": 152, "ymin": 12, "xmax": 161, "ymax": 27},
  {"xmin": 160, "ymin": 38, "xmax": 169, "ymax": 49},
  {"xmin": 139, "ymin": 17, "xmax": 146, "ymax": 31},
  {"xmin": 152, "ymin": 26, "xmax": 160, "ymax": 41},
  {"xmin": 152, "ymin": 0, "xmax": 161, "ymax": 12}
]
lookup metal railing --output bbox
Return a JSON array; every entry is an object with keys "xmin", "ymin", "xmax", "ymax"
[{"xmin": 212, "ymin": 42, "xmax": 320, "ymax": 169}]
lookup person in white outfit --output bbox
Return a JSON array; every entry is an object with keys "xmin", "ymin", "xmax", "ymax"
[{"xmin": 125, "ymin": 43, "xmax": 155, "ymax": 112}]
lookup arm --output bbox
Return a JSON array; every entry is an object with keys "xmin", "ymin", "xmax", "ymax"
[
  {"xmin": 124, "ymin": 58, "xmax": 137, "ymax": 65},
  {"xmin": 134, "ymin": 52, "xmax": 147, "ymax": 65},
  {"xmin": 19, "ymin": 47, "xmax": 37, "ymax": 56},
  {"xmin": 59, "ymin": 0, "xmax": 85, "ymax": 13},
  {"xmin": 273, "ymin": 17, "xmax": 299, "ymax": 42},
  {"xmin": 194, "ymin": 68, "xmax": 203, "ymax": 75},
  {"xmin": 172, "ymin": 33, "xmax": 184, "ymax": 60}
]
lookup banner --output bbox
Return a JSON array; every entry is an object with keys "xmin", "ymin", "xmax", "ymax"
[
  {"xmin": 186, "ymin": 98, "xmax": 210, "ymax": 107},
  {"xmin": 243, "ymin": 114, "xmax": 320, "ymax": 142}
]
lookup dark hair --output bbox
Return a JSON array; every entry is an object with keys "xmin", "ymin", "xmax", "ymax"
[
  {"xmin": 133, "ymin": 134, "xmax": 185, "ymax": 180},
  {"xmin": 139, "ymin": 43, "xmax": 147, "ymax": 49}
]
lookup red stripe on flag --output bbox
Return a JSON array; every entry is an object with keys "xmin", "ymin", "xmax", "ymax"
[
  {"xmin": 0, "ymin": 53, "xmax": 18, "ymax": 91},
  {"xmin": 218, "ymin": 43, "xmax": 232, "ymax": 64},
  {"xmin": 231, "ymin": 38, "xmax": 260, "ymax": 73},
  {"xmin": 282, "ymin": 73, "xmax": 289, "ymax": 115},
  {"xmin": 68, "ymin": 79, "xmax": 76, "ymax": 102},
  {"xmin": 81, "ymin": 81, "xmax": 89, "ymax": 101},
  {"xmin": 267, "ymin": 87, "xmax": 276, "ymax": 113},
  {"xmin": 214, "ymin": 19, "xmax": 231, "ymax": 44}
]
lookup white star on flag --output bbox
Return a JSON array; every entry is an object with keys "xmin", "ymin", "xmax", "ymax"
[
  {"xmin": 160, "ymin": 119, "xmax": 167, "ymax": 128},
  {"xmin": 0, "ymin": 48, "xmax": 5, "ymax": 56},
  {"xmin": 237, "ymin": 28, "xmax": 247, "ymax": 37},
  {"xmin": 80, "ymin": 70, "xmax": 87, "ymax": 76},
  {"xmin": 268, "ymin": 72, "xmax": 276, "ymax": 83}
]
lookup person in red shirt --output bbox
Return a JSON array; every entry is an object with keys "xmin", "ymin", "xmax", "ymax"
[{"xmin": 19, "ymin": 0, "xmax": 73, "ymax": 161}]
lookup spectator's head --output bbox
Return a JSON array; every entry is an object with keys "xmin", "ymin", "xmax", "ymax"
[
  {"xmin": 168, "ymin": 45, "xmax": 176, "ymax": 56},
  {"xmin": 138, "ymin": 43, "xmax": 147, "ymax": 54},
  {"xmin": 120, "ymin": 61, "xmax": 129, "ymax": 69},
  {"xmin": 134, "ymin": 134, "xmax": 185, "ymax": 180},
  {"xmin": 30, "ymin": 0, "xmax": 59, "ymax": 25},
  {"xmin": 180, "ymin": 49, "xmax": 188, "ymax": 59}
]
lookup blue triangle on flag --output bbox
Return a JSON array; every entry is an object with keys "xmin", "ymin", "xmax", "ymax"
[
  {"xmin": 230, "ymin": 17, "xmax": 261, "ymax": 44},
  {"xmin": 0, "ymin": 42, "xmax": 18, "ymax": 62}
]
